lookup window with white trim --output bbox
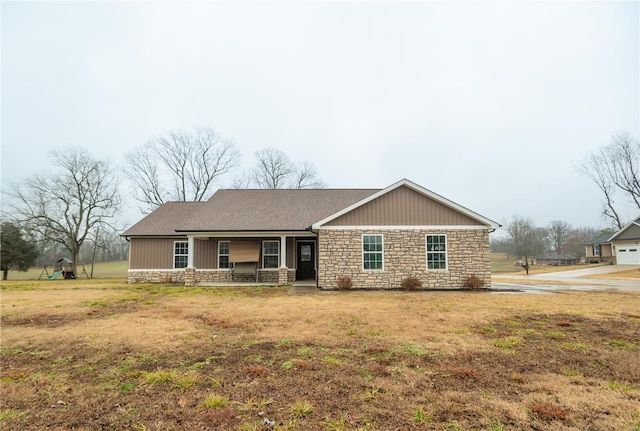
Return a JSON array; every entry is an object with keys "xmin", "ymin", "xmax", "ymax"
[
  {"xmin": 362, "ymin": 234, "xmax": 383, "ymax": 270},
  {"xmin": 593, "ymin": 245, "xmax": 600, "ymax": 257},
  {"xmin": 218, "ymin": 241, "xmax": 230, "ymax": 269},
  {"xmin": 426, "ymin": 235, "xmax": 447, "ymax": 270},
  {"xmin": 262, "ymin": 240, "xmax": 279, "ymax": 268},
  {"xmin": 174, "ymin": 241, "xmax": 188, "ymax": 269}
]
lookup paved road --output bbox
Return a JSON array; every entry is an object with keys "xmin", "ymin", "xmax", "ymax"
[{"xmin": 492, "ymin": 265, "xmax": 640, "ymax": 293}]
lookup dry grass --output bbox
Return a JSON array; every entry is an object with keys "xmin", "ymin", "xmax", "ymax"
[
  {"xmin": 5, "ymin": 260, "xmax": 128, "ymax": 280},
  {"xmin": 490, "ymin": 253, "xmax": 608, "ymax": 275},
  {"xmin": 2, "ymin": 280, "xmax": 639, "ymax": 430},
  {"xmin": 585, "ymin": 268, "xmax": 640, "ymax": 280}
]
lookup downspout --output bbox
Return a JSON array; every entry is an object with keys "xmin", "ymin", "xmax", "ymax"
[{"xmin": 308, "ymin": 226, "xmax": 320, "ymax": 289}]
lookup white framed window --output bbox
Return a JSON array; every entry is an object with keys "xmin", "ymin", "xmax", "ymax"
[
  {"xmin": 174, "ymin": 241, "xmax": 189, "ymax": 269},
  {"xmin": 262, "ymin": 240, "xmax": 279, "ymax": 269},
  {"xmin": 362, "ymin": 234, "xmax": 383, "ymax": 271},
  {"xmin": 426, "ymin": 234, "xmax": 447, "ymax": 270},
  {"xmin": 593, "ymin": 245, "xmax": 600, "ymax": 257},
  {"xmin": 218, "ymin": 241, "xmax": 230, "ymax": 269}
]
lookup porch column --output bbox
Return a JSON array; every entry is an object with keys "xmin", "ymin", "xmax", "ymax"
[
  {"xmin": 280, "ymin": 235, "xmax": 287, "ymax": 268},
  {"xmin": 187, "ymin": 236, "xmax": 195, "ymax": 268}
]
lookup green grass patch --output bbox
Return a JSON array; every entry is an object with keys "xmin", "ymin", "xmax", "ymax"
[
  {"xmin": 412, "ymin": 408, "xmax": 432, "ymax": 423},
  {"xmin": 400, "ymin": 342, "xmax": 426, "ymax": 356},
  {"xmin": 490, "ymin": 337, "xmax": 522, "ymax": 350},
  {"xmin": 0, "ymin": 409, "xmax": 26, "ymax": 422},
  {"xmin": 202, "ymin": 393, "xmax": 229, "ymax": 408},
  {"xmin": 290, "ymin": 400, "xmax": 313, "ymax": 418}
]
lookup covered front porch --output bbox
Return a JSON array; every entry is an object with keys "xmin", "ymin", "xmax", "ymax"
[{"xmin": 181, "ymin": 231, "xmax": 318, "ymax": 286}]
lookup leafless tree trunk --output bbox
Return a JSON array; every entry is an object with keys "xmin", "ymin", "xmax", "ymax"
[
  {"xmin": 126, "ymin": 126, "xmax": 240, "ymax": 212},
  {"xmin": 252, "ymin": 148, "xmax": 326, "ymax": 189},
  {"xmin": 578, "ymin": 132, "xmax": 640, "ymax": 229},
  {"xmin": 252, "ymin": 148, "xmax": 295, "ymax": 189},
  {"xmin": 506, "ymin": 215, "xmax": 548, "ymax": 266},
  {"xmin": 3, "ymin": 148, "xmax": 121, "ymax": 276},
  {"xmin": 547, "ymin": 220, "xmax": 572, "ymax": 255}
]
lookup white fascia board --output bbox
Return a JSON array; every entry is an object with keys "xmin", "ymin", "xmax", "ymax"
[
  {"xmin": 312, "ymin": 178, "xmax": 501, "ymax": 230},
  {"xmin": 177, "ymin": 231, "xmax": 316, "ymax": 238},
  {"xmin": 317, "ymin": 225, "xmax": 491, "ymax": 230}
]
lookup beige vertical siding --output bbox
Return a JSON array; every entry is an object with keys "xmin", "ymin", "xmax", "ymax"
[
  {"xmin": 130, "ymin": 236, "xmax": 311, "ymax": 270},
  {"xmin": 287, "ymin": 238, "xmax": 296, "ymax": 267},
  {"xmin": 324, "ymin": 185, "xmax": 483, "ymax": 226},
  {"xmin": 194, "ymin": 238, "xmax": 216, "ymax": 269},
  {"xmin": 615, "ymin": 225, "xmax": 640, "ymax": 241},
  {"xmin": 129, "ymin": 238, "xmax": 185, "ymax": 269}
]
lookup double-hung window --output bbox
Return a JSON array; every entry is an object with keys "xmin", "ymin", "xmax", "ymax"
[
  {"xmin": 593, "ymin": 245, "xmax": 600, "ymax": 257},
  {"xmin": 263, "ymin": 240, "xmax": 279, "ymax": 269},
  {"xmin": 174, "ymin": 241, "xmax": 189, "ymax": 269},
  {"xmin": 218, "ymin": 241, "xmax": 230, "ymax": 269},
  {"xmin": 362, "ymin": 234, "xmax": 383, "ymax": 270},
  {"xmin": 426, "ymin": 235, "xmax": 447, "ymax": 270}
]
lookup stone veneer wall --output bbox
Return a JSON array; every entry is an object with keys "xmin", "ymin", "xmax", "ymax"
[
  {"xmin": 127, "ymin": 270, "xmax": 186, "ymax": 284},
  {"xmin": 127, "ymin": 268, "xmax": 296, "ymax": 284},
  {"xmin": 317, "ymin": 229, "xmax": 491, "ymax": 290}
]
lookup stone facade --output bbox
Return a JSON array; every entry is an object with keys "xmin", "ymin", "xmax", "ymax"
[
  {"xmin": 317, "ymin": 229, "xmax": 491, "ymax": 290},
  {"xmin": 127, "ymin": 269, "xmax": 186, "ymax": 284},
  {"xmin": 127, "ymin": 268, "xmax": 296, "ymax": 285}
]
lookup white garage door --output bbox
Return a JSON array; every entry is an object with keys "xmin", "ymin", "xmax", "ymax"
[{"xmin": 616, "ymin": 246, "xmax": 640, "ymax": 265}]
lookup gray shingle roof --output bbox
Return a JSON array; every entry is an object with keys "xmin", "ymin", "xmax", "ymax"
[
  {"xmin": 122, "ymin": 188, "xmax": 379, "ymax": 236},
  {"xmin": 121, "ymin": 202, "xmax": 208, "ymax": 236}
]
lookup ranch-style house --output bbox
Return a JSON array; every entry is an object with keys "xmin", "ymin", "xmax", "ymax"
[
  {"xmin": 122, "ymin": 179, "xmax": 500, "ymax": 289},
  {"xmin": 584, "ymin": 215, "xmax": 640, "ymax": 265}
]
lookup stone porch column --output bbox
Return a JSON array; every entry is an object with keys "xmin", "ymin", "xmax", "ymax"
[
  {"xmin": 185, "ymin": 267, "xmax": 196, "ymax": 286},
  {"xmin": 278, "ymin": 267, "xmax": 289, "ymax": 285}
]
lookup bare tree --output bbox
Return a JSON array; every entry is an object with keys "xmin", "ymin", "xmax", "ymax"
[
  {"xmin": 547, "ymin": 220, "xmax": 572, "ymax": 255},
  {"xmin": 291, "ymin": 161, "xmax": 327, "ymax": 189},
  {"xmin": 579, "ymin": 132, "xmax": 640, "ymax": 228},
  {"xmin": 564, "ymin": 226, "xmax": 601, "ymax": 258},
  {"xmin": 251, "ymin": 148, "xmax": 326, "ymax": 189},
  {"xmin": 126, "ymin": 126, "xmax": 240, "ymax": 211},
  {"xmin": 505, "ymin": 215, "xmax": 548, "ymax": 265},
  {"xmin": 3, "ymin": 148, "xmax": 121, "ymax": 275}
]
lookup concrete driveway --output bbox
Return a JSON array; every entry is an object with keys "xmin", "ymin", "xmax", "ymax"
[{"xmin": 492, "ymin": 265, "xmax": 640, "ymax": 293}]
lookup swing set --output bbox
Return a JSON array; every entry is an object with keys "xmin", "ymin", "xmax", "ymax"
[{"xmin": 38, "ymin": 258, "xmax": 89, "ymax": 280}]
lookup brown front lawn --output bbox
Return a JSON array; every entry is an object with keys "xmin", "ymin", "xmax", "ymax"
[{"xmin": 1, "ymin": 281, "xmax": 639, "ymax": 430}]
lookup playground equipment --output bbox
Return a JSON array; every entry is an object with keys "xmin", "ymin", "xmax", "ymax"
[{"xmin": 38, "ymin": 258, "xmax": 89, "ymax": 280}]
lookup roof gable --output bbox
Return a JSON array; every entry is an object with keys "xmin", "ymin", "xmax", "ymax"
[
  {"xmin": 610, "ymin": 215, "xmax": 640, "ymax": 241},
  {"xmin": 313, "ymin": 179, "xmax": 500, "ymax": 229}
]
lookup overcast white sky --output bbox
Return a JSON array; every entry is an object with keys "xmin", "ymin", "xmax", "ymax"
[{"xmin": 1, "ymin": 1, "xmax": 639, "ymax": 231}]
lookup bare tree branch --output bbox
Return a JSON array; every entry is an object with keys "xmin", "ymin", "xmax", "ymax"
[
  {"xmin": 2, "ymin": 148, "xmax": 121, "ymax": 275},
  {"xmin": 251, "ymin": 148, "xmax": 326, "ymax": 189},
  {"xmin": 252, "ymin": 148, "xmax": 295, "ymax": 189},
  {"xmin": 125, "ymin": 126, "xmax": 240, "ymax": 211},
  {"xmin": 578, "ymin": 139, "xmax": 630, "ymax": 229},
  {"xmin": 292, "ymin": 161, "xmax": 327, "ymax": 189},
  {"xmin": 547, "ymin": 220, "xmax": 572, "ymax": 255}
]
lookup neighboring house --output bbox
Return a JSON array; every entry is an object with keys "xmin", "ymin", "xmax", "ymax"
[
  {"xmin": 536, "ymin": 255, "xmax": 579, "ymax": 266},
  {"xmin": 121, "ymin": 179, "xmax": 500, "ymax": 289},
  {"xmin": 584, "ymin": 232, "xmax": 615, "ymax": 263},
  {"xmin": 584, "ymin": 216, "xmax": 640, "ymax": 265}
]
